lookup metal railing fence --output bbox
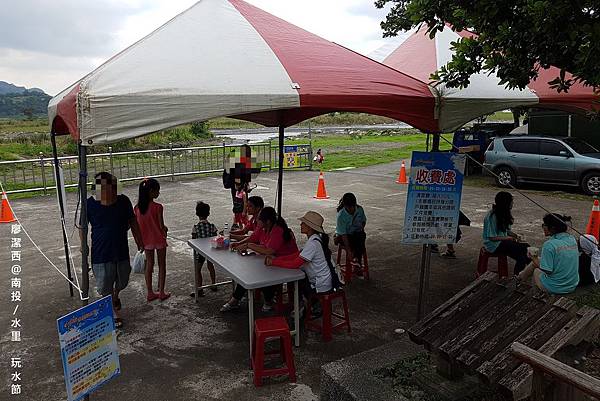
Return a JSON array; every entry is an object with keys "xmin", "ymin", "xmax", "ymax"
[{"xmin": 0, "ymin": 141, "xmax": 311, "ymax": 194}]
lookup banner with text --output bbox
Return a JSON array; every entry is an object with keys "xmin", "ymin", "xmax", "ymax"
[
  {"xmin": 284, "ymin": 145, "xmax": 298, "ymax": 168},
  {"xmin": 57, "ymin": 295, "xmax": 120, "ymax": 401},
  {"xmin": 402, "ymin": 152, "xmax": 466, "ymax": 244}
]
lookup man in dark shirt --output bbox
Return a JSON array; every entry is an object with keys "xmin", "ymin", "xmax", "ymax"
[{"xmin": 82, "ymin": 172, "xmax": 144, "ymax": 328}]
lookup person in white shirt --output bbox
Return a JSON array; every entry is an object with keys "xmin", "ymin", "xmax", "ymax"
[{"xmin": 265, "ymin": 211, "xmax": 337, "ymax": 301}]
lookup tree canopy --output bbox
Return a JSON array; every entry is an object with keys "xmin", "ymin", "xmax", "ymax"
[{"xmin": 375, "ymin": 0, "xmax": 600, "ymax": 93}]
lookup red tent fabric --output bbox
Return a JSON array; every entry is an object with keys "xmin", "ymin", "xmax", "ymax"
[
  {"xmin": 374, "ymin": 25, "xmax": 598, "ymax": 132},
  {"xmin": 49, "ymin": 0, "xmax": 436, "ymax": 145}
]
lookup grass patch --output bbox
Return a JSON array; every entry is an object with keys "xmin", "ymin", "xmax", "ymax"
[
  {"xmin": 572, "ymin": 286, "xmax": 600, "ymax": 310},
  {"xmin": 0, "ymin": 117, "xmax": 48, "ymax": 133},
  {"xmin": 376, "ymin": 353, "xmax": 506, "ymax": 401},
  {"xmin": 288, "ymin": 131, "xmax": 452, "ymax": 171},
  {"xmin": 486, "ymin": 111, "xmax": 514, "ymax": 122}
]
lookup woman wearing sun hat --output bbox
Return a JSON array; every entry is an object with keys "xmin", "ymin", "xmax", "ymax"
[{"xmin": 265, "ymin": 211, "xmax": 339, "ymax": 301}]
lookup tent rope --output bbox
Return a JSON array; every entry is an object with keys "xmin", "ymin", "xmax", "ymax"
[
  {"xmin": 1, "ymin": 182, "xmax": 86, "ymax": 299},
  {"xmin": 437, "ymin": 134, "xmax": 586, "ymax": 239}
]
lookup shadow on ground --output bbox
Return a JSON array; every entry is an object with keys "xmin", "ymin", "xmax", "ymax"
[{"xmin": 0, "ymin": 162, "xmax": 595, "ymax": 400}]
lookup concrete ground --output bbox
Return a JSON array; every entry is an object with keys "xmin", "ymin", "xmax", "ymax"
[{"xmin": 0, "ymin": 161, "xmax": 594, "ymax": 401}]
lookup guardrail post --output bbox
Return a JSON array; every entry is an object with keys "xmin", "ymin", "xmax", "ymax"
[
  {"xmin": 39, "ymin": 152, "xmax": 47, "ymax": 195},
  {"xmin": 308, "ymin": 124, "xmax": 313, "ymax": 171},
  {"xmin": 169, "ymin": 142, "xmax": 175, "ymax": 181},
  {"xmin": 222, "ymin": 141, "xmax": 226, "ymax": 169},
  {"xmin": 109, "ymin": 146, "xmax": 114, "ymax": 175},
  {"xmin": 269, "ymin": 139, "xmax": 273, "ymax": 171}
]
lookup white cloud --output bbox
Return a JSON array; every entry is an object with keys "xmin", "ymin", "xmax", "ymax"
[{"xmin": 1, "ymin": 0, "xmax": 391, "ymax": 95}]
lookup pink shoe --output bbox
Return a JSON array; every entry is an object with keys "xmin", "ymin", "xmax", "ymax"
[
  {"xmin": 147, "ymin": 292, "xmax": 160, "ymax": 302},
  {"xmin": 159, "ymin": 292, "xmax": 171, "ymax": 301}
]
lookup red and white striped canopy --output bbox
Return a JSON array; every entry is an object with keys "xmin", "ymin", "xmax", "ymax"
[
  {"xmin": 373, "ymin": 25, "xmax": 597, "ymax": 132},
  {"xmin": 48, "ymin": 0, "xmax": 437, "ymax": 145}
]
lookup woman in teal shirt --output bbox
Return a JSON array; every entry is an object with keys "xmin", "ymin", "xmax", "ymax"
[
  {"xmin": 519, "ymin": 213, "xmax": 579, "ymax": 294},
  {"xmin": 334, "ymin": 193, "xmax": 367, "ymax": 269},
  {"xmin": 482, "ymin": 191, "xmax": 530, "ymax": 274}
]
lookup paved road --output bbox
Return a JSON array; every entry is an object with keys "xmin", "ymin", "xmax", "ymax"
[
  {"xmin": 212, "ymin": 123, "xmax": 412, "ymax": 142},
  {"xmin": 0, "ymin": 161, "xmax": 591, "ymax": 401}
]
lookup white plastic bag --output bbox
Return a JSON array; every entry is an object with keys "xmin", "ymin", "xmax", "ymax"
[{"xmin": 132, "ymin": 250, "xmax": 146, "ymax": 274}]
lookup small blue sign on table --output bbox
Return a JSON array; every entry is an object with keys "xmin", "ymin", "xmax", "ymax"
[
  {"xmin": 57, "ymin": 296, "xmax": 120, "ymax": 401},
  {"xmin": 402, "ymin": 152, "xmax": 466, "ymax": 244}
]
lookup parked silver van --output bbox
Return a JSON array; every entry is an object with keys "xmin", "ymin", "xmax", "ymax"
[{"xmin": 483, "ymin": 136, "xmax": 600, "ymax": 195}]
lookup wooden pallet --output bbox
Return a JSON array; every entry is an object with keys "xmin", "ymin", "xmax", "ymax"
[{"xmin": 408, "ymin": 273, "xmax": 600, "ymax": 400}]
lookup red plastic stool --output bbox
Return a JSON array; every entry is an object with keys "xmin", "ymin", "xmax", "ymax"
[
  {"xmin": 274, "ymin": 284, "xmax": 294, "ymax": 314},
  {"xmin": 252, "ymin": 317, "xmax": 296, "ymax": 386},
  {"xmin": 476, "ymin": 247, "xmax": 509, "ymax": 278},
  {"xmin": 337, "ymin": 245, "xmax": 369, "ymax": 283},
  {"xmin": 305, "ymin": 289, "xmax": 351, "ymax": 342}
]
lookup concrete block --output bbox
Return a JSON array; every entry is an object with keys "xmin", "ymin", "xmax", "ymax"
[{"xmin": 320, "ymin": 336, "xmax": 422, "ymax": 401}]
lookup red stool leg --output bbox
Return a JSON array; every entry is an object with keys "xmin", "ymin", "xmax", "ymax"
[
  {"xmin": 476, "ymin": 248, "xmax": 488, "ymax": 277},
  {"xmin": 253, "ymin": 333, "xmax": 265, "ymax": 387},
  {"xmin": 341, "ymin": 292, "xmax": 351, "ymax": 333},
  {"xmin": 344, "ymin": 251, "xmax": 353, "ymax": 283},
  {"xmin": 321, "ymin": 296, "xmax": 333, "ymax": 342},
  {"xmin": 282, "ymin": 333, "xmax": 296, "ymax": 382},
  {"xmin": 362, "ymin": 251, "xmax": 369, "ymax": 280},
  {"xmin": 498, "ymin": 255, "xmax": 509, "ymax": 278},
  {"xmin": 275, "ymin": 284, "xmax": 285, "ymax": 313}
]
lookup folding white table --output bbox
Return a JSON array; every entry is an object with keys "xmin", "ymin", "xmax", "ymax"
[{"xmin": 188, "ymin": 238, "xmax": 305, "ymax": 358}]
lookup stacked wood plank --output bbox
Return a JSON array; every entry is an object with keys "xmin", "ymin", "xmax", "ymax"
[{"xmin": 408, "ymin": 272, "xmax": 600, "ymax": 400}]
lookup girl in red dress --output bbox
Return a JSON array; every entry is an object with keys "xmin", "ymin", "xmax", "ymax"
[{"xmin": 135, "ymin": 178, "xmax": 170, "ymax": 302}]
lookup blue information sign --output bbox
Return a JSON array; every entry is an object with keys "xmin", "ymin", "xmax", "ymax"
[
  {"xmin": 57, "ymin": 296, "xmax": 120, "ymax": 401},
  {"xmin": 402, "ymin": 152, "xmax": 466, "ymax": 244}
]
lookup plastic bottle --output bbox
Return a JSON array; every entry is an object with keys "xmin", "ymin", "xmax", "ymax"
[{"xmin": 223, "ymin": 223, "xmax": 229, "ymax": 238}]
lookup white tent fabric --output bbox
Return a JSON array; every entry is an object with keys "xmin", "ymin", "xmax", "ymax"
[
  {"xmin": 48, "ymin": 0, "xmax": 299, "ymax": 145},
  {"xmin": 371, "ymin": 25, "xmax": 538, "ymax": 131},
  {"xmin": 49, "ymin": 0, "xmax": 437, "ymax": 144}
]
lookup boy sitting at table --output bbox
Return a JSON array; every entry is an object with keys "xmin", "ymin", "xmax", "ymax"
[
  {"xmin": 190, "ymin": 201, "xmax": 218, "ymax": 297},
  {"xmin": 230, "ymin": 196, "xmax": 264, "ymax": 241}
]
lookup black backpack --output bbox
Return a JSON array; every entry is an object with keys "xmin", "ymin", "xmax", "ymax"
[
  {"xmin": 314, "ymin": 236, "xmax": 343, "ymax": 291},
  {"xmin": 222, "ymin": 170, "xmax": 233, "ymax": 189}
]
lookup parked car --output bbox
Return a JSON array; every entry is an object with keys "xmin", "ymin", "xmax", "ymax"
[
  {"xmin": 484, "ymin": 135, "xmax": 600, "ymax": 195},
  {"xmin": 452, "ymin": 123, "xmax": 514, "ymax": 175}
]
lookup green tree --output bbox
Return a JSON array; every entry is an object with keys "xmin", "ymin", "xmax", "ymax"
[
  {"xmin": 375, "ymin": 0, "xmax": 600, "ymax": 93},
  {"xmin": 190, "ymin": 121, "xmax": 212, "ymax": 139}
]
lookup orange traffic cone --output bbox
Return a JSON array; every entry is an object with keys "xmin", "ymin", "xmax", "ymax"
[
  {"xmin": 396, "ymin": 160, "xmax": 408, "ymax": 184},
  {"xmin": 314, "ymin": 172, "xmax": 330, "ymax": 199},
  {"xmin": 585, "ymin": 198, "xmax": 600, "ymax": 241},
  {"xmin": 1, "ymin": 191, "xmax": 17, "ymax": 223}
]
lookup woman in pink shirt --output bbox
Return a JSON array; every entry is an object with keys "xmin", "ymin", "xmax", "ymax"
[
  {"xmin": 135, "ymin": 178, "xmax": 170, "ymax": 302},
  {"xmin": 221, "ymin": 207, "xmax": 298, "ymax": 312}
]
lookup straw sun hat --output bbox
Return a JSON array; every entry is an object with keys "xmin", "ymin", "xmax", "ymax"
[{"xmin": 298, "ymin": 211, "xmax": 325, "ymax": 233}]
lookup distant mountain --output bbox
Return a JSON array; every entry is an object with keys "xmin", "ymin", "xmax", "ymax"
[{"xmin": 0, "ymin": 81, "xmax": 51, "ymax": 118}]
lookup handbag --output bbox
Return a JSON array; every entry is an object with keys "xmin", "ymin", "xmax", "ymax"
[{"xmin": 132, "ymin": 250, "xmax": 146, "ymax": 274}]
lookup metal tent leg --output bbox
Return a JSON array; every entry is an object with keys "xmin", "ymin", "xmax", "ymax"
[
  {"xmin": 51, "ymin": 133, "xmax": 74, "ymax": 297},
  {"xmin": 78, "ymin": 143, "xmax": 90, "ymax": 304},
  {"xmin": 277, "ymin": 126, "xmax": 284, "ymax": 217}
]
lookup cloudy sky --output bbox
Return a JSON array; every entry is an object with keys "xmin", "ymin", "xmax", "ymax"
[{"xmin": 0, "ymin": 0, "xmax": 394, "ymax": 95}]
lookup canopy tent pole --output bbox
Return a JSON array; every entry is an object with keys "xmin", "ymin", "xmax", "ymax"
[
  {"xmin": 415, "ymin": 131, "xmax": 441, "ymax": 320},
  {"xmin": 430, "ymin": 132, "xmax": 441, "ymax": 152},
  {"xmin": 277, "ymin": 125, "xmax": 284, "ymax": 217},
  {"xmin": 78, "ymin": 143, "xmax": 90, "ymax": 305},
  {"xmin": 51, "ymin": 133, "xmax": 74, "ymax": 297}
]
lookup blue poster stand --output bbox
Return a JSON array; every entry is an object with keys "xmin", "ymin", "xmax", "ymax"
[
  {"xmin": 57, "ymin": 295, "xmax": 120, "ymax": 401},
  {"xmin": 402, "ymin": 152, "xmax": 466, "ymax": 319}
]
